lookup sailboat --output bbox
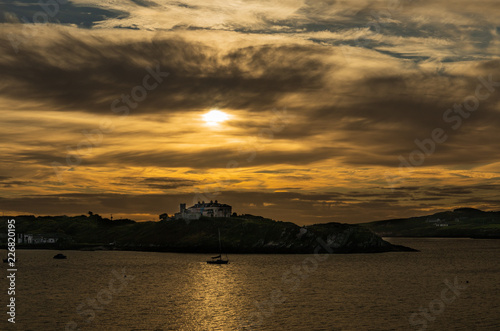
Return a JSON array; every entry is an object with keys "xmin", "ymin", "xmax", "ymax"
[{"xmin": 207, "ymin": 228, "xmax": 229, "ymax": 264}]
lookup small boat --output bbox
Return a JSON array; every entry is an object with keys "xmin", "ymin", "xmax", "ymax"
[
  {"xmin": 53, "ymin": 253, "xmax": 67, "ymax": 259},
  {"xmin": 207, "ymin": 254, "xmax": 229, "ymax": 264},
  {"xmin": 207, "ymin": 229, "xmax": 229, "ymax": 264}
]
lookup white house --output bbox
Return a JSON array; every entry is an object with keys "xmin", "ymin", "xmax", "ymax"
[
  {"xmin": 17, "ymin": 233, "xmax": 60, "ymax": 244},
  {"xmin": 174, "ymin": 200, "xmax": 232, "ymax": 220},
  {"xmin": 17, "ymin": 233, "xmax": 33, "ymax": 244}
]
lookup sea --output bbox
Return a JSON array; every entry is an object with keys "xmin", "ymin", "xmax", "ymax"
[{"xmin": 1, "ymin": 238, "xmax": 499, "ymax": 330}]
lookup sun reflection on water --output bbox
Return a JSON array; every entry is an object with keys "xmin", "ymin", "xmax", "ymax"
[{"xmin": 174, "ymin": 261, "xmax": 247, "ymax": 330}]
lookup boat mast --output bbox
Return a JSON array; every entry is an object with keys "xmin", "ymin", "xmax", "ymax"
[{"xmin": 218, "ymin": 228, "xmax": 222, "ymax": 256}]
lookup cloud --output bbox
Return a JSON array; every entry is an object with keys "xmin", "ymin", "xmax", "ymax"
[{"xmin": 0, "ymin": 28, "xmax": 332, "ymax": 114}]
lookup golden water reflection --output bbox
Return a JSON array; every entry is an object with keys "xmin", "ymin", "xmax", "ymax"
[{"xmin": 174, "ymin": 261, "xmax": 249, "ymax": 330}]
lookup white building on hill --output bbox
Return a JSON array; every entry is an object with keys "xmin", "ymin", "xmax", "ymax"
[
  {"xmin": 174, "ymin": 200, "xmax": 232, "ymax": 220},
  {"xmin": 17, "ymin": 233, "xmax": 60, "ymax": 244}
]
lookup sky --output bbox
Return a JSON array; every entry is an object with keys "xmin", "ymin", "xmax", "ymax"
[{"xmin": 0, "ymin": 0, "xmax": 499, "ymax": 224}]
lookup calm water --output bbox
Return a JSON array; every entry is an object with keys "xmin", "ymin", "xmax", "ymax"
[{"xmin": 1, "ymin": 238, "xmax": 499, "ymax": 330}]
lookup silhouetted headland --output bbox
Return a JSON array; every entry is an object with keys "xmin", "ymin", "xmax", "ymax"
[{"xmin": 0, "ymin": 214, "xmax": 417, "ymax": 253}]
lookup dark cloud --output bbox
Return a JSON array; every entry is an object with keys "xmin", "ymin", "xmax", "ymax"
[
  {"xmin": 129, "ymin": 0, "xmax": 159, "ymax": 8},
  {"xmin": 423, "ymin": 187, "xmax": 474, "ymax": 197},
  {"xmin": 117, "ymin": 176, "xmax": 197, "ymax": 189},
  {"xmin": 468, "ymin": 184, "xmax": 500, "ymax": 191},
  {"xmin": 0, "ymin": 180, "xmax": 32, "ymax": 188},
  {"xmin": 5, "ymin": 144, "xmax": 342, "ymax": 170},
  {"xmin": 0, "ymin": 31, "xmax": 332, "ymax": 115},
  {"xmin": 422, "ymin": 185, "xmax": 500, "ymax": 198},
  {"xmin": 0, "ymin": 176, "xmax": 33, "ymax": 187},
  {"xmin": 253, "ymin": 170, "xmax": 298, "ymax": 174},
  {"xmin": 0, "ymin": 1, "xmax": 128, "ymax": 27},
  {"xmin": 80, "ymin": 147, "xmax": 341, "ymax": 168},
  {"xmin": 381, "ymin": 186, "xmax": 421, "ymax": 191}
]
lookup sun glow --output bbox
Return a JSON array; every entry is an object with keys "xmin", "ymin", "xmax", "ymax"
[{"xmin": 202, "ymin": 109, "xmax": 230, "ymax": 126}]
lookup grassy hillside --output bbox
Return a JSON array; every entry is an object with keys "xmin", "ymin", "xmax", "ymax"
[{"xmin": 361, "ymin": 208, "xmax": 500, "ymax": 238}]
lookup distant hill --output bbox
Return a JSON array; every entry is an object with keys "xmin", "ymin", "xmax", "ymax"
[
  {"xmin": 0, "ymin": 214, "xmax": 416, "ymax": 253},
  {"xmin": 361, "ymin": 208, "xmax": 500, "ymax": 238}
]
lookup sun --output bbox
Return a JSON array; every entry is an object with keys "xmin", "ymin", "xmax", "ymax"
[{"xmin": 202, "ymin": 109, "xmax": 230, "ymax": 126}]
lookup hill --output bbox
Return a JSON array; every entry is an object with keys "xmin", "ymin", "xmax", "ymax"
[
  {"xmin": 361, "ymin": 208, "xmax": 500, "ymax": 238},
  {"xmin": 0, "ymin": 214, "xmax": 415, "ymax": 253}
]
